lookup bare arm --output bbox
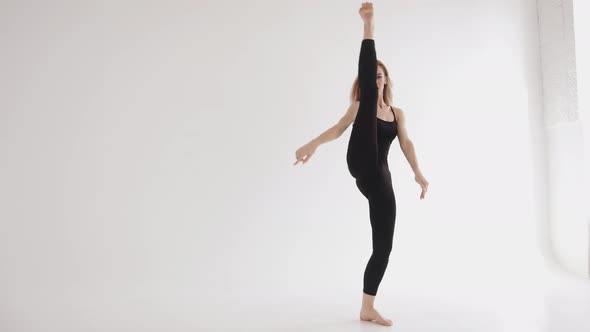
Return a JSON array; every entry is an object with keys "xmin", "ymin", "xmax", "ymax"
[
  {"xmin": 310, "ymin": 125, "xmax": 342, "ymax": 147},
  {"xmin": 294, "ymin": 101, "xmax": 359, "ymax": 166},
  {"xmin": 364, "ymin": 21, "xmax": 374, "ymax": 39},
  {"xmin": 395, "ymin": 107, "xmax": 429, "ymax": 199},
  {"xmin": 309, "ymin": 101, "xmax": 359, "ymax": 147},
  {"xmin": 395, "ymin": 108, "xmax": 422, "ymax": 175},
  {"xmin": 362, "ymin": 3, "xmax": 374, "ymax": 40},
  {"xmin": 401, "ymin": 141, "xmax": 421, "ymax": 175}
]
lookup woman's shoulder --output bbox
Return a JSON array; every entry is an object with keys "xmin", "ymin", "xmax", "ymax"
[
  {"xmin": 389, "ymin": 105, "xmax": 405, "ymax": 120},
  {"xmin": 390, "ymin": 105, "xmax": 404, "ymax": 113}
]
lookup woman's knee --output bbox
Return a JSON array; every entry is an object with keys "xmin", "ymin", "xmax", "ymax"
[{"xmin": 373, "ymin": 242, "xmax": 392, "ymax": 257}]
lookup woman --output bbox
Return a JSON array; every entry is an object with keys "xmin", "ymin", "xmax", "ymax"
[{"xmin": 294, "ymin": 2, "xmax": 429, "ymax": 327}]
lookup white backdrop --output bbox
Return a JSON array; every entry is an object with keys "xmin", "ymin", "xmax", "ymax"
[
  {"xmin": 573, "ymin": 0, "xmax": 590, "ymax": 257},
  {"xmin": 0, "ymin": 0, "xmax": 566, "ymax": 330}
]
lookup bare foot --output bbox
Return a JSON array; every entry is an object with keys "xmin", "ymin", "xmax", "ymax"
[{"xmin": 360, "ymin": 307, "xmax": 393, "ymax": 326}]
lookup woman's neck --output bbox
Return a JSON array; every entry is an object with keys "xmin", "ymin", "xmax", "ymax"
[{"xmin": 377, "ymin": 94, "xmax": 386, "ymax": 109}]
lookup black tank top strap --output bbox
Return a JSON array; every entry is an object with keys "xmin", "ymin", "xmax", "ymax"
[{"xmin": 389, "ymin": 105, "xmax": 396, "ymax": 121}]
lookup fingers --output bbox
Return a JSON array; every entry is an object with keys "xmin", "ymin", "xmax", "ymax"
[
  {"xmin": 293, "ymin": 154, "xmax": 310, "ymax": 166},
  {"xmin": 420, "ymin": 182, "xmax": 428, "ymax": 199},
  {"xmin": 359, "ymin": 2, "xmax": 373, "ymax": 12}
]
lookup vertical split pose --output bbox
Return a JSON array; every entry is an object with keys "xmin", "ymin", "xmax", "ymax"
[{"xmin": 294, "ymin": 2, "xmax": 429, "ymax": 327}]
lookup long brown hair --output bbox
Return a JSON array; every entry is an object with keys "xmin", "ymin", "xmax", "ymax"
[{"xmin": 349, "ymin": 60, "xmax": 393, "ymax": 105}]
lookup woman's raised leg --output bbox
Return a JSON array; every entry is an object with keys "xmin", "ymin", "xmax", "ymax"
[{"xmin": 346, "ymin": 37, "xmax": 379, "ymax": 180}]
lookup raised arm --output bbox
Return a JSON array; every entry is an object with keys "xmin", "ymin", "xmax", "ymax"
[{"xmin": 361, "ymin": 3, "xmax": 374, "ymax": 39}]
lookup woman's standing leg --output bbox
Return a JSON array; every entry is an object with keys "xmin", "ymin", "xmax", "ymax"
[
  {"xmin": 359, "ymin": 180, "xmax": 396, "ymax": 327},
  {"xmin": 363, "ymin": 182, "xmax": 396, "ymax": 296}
]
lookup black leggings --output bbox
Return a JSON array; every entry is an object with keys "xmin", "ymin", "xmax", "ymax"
[{"xmin": 346, "ymin": 39, "xmax": 397, "ymax": 296}]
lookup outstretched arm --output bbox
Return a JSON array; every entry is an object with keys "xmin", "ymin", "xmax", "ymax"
[
  {"xmin": 294, "ymin": 124, "xmax": 335, "ymax": 165},
  {"xmin": 309, "ymin": 124, "xmax": 342, "ymax": 147},
  {"xmin": 311, "ymin": 101, "xmax": 359, "ymax": 146},
  {"xmin": 293, "ymin": 102, "xmax": 359, "ymax": 166}
]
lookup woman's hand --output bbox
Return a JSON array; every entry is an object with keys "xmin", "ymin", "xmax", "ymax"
[
  {"xmin": 293, "ymin": 142, "xmax": 318, "ymax": 166},
  {"xmin": 415, "ymin": 173, "xmax": 429, "ymax": 200},
  {"xmin": 359, "ymin": 2, "xmax": 374, "ymax": 24}
]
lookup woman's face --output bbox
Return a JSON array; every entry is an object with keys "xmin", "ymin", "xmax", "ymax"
[{"xmin": 377, "ymin": 66, "xmax": 386, "ymax": 95}]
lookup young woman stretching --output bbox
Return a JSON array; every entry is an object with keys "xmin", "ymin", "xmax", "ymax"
[{"xmin": 294, "ymin": 2, "xmax": 429, "ymax": 327}]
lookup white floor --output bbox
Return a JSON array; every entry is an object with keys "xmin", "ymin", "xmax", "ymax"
[
  {"xmin": 4, "ymin": 260, "xmax": 590, "ymax": 331},
  {"xmin": 195, "ymin": 265, "xmax": 590, "ymax": 332}
]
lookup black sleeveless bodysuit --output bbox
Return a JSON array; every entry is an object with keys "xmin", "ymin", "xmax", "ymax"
[
  {"xmin": 349, "ymin": 105, "xmax": 398, "ymax": 198},
  {"xmin": 376, "ymin": 106, "xmax": 398, "ymax": 175},
  {"xmin": 345, "ymin": 39, "xmax": 398, "ymax": 296}
]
